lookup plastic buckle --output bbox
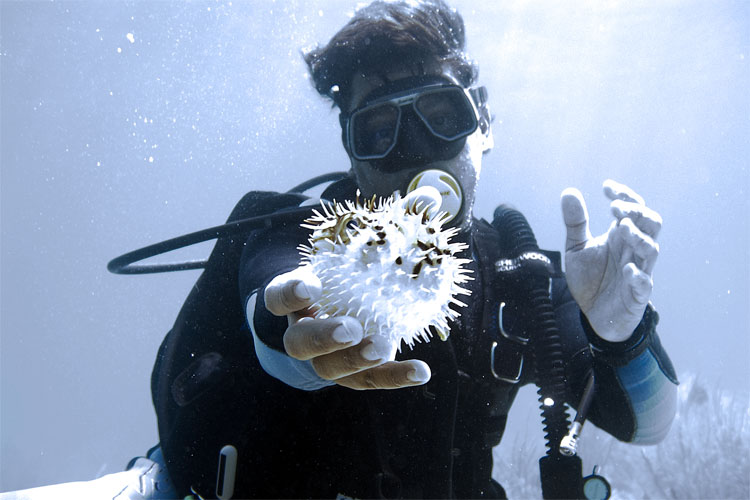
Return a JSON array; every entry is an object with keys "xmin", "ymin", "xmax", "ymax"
[
  {"xmin": 490, "ymin": 302, "xmax": 527, "ymax": 383},
  {"xmin": 490, "ymin": 340, "xmax": 524, "ymax": 383}
]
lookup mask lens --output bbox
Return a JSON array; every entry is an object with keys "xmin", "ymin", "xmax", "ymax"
[
  {"xmin": 351, "ymin": 104, "xmax": 400, "ymax": 159},
  {"xmin": 415, "ymin": 88, "xmax": 477, "ymax": 140}
]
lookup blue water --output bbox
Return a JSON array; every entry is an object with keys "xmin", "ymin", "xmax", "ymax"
[{"xmin": 1, "ymin": 0, "xmax": 748, "ymax": 493}]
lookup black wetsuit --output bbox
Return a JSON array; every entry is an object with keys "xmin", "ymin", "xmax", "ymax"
[{"xmin": 151, "ymin": 176, "xmax": 677, "ymax": 499}]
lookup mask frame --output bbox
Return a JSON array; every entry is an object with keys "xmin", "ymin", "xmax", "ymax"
[{"xmin": 340, "ymin": 80, "xmax": 487, "ymax": 161}]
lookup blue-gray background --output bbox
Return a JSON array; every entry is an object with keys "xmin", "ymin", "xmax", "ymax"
[{"xmin": 1, "ymin": 0, "xmax": 748, "ymax": 492}]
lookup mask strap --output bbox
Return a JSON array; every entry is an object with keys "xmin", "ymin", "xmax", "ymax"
[{"xmin": 470, "ymin": 86, "xmax": 494, "ymax": 152}]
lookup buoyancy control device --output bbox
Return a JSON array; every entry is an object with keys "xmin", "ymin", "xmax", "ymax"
[{"xmin": 108, "ymin": 171, "xmax": 610, "ymax": 499}]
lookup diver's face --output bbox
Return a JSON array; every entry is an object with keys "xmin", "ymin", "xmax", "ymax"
[{"xmin": 343, "ymin": 63, "xmax": 486, "ymax": 229}]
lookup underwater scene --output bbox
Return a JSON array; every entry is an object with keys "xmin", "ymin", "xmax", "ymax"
[{"xmin": 1, "ymin": 1, "xmax": 748, "ymax": 498}]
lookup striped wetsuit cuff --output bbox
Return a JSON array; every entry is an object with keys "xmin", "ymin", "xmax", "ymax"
[
  {"xmin": 616, "ymin": 347, "xmax": 678, "ymax": 444},
  {"xmin": 246, "ymin": 293, "xmax": 335, "ymax": 391}
]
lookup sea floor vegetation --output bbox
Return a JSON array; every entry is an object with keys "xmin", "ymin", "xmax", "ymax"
[{"xmin": 493, "ymin": 374, "xmax": 750, "ymax": 499}]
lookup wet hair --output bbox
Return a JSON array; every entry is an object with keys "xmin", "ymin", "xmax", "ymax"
[{"xmin": 303, "ymin": 0, "xmax": 478, "ymax": 109}]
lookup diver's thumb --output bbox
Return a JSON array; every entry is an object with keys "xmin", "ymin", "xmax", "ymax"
[{"xmin": 561, "ymin": 187, "xmax": 591, "ymax": 252}]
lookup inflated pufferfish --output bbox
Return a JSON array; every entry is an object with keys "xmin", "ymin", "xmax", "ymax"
[{"xmin": 299, "ymin": 187, "xmax": 472, "ymax": 360}]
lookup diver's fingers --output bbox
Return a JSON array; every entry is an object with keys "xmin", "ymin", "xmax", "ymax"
[
  {"xmin": 334, "ymin": 359, "xmax": 432, "ymax": 390},
  {"xmin": 623, "ymin": 262, "xmax": 653, "ymax": 308},
  {"xmin": 603, "ymin": 179, "xmax": 646, "ymax": 206},
  {"xmin": 610, "ymin": 199, "xmax": 662, "ymax": 240},
  {"xmin": 614, "ymin": 218, "xmax": 660, "ymax": 276},
  {"xmin": 311, "ymin": 336, "xmax": 393, "ymax": 380},
  {"xmin": 283, "ymin": 316, "xmax": 363, "ymax": 361},
  {"xmin": 264, "ymin": 266, "xmax": 322, "ymax": 316}
]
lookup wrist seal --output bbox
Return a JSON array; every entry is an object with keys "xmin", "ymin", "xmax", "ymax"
[{"xmin": 583, "ymin": 304, "xmax": 658, "ymax": 366}]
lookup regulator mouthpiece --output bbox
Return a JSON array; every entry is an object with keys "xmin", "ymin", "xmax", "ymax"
[{"xmin": 407, "ymin": 169, "xmax": 463, "ymax": 223}]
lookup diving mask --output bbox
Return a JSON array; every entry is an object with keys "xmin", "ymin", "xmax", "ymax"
[{"xmin": 342, "ymin": 82, "xmax": 485, "ymax": 161}]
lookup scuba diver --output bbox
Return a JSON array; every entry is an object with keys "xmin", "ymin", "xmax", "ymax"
[{"xmin": 109, "ymin": 1, "xmax": 679, "ymax": 498}]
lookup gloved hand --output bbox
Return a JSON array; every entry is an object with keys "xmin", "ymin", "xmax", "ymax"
[
  {"xmin": 263, "ymin": 187, "xmax": 440, "ymax": 390},
  {"xmin": 264, "ymin": 266, "xmax": 430, "ymax": 390},
  {"xmin": 561, "ymin": 179, "xmax": 662, "ymax": 342}
]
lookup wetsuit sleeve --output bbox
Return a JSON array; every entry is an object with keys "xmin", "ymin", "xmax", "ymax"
[
  {"xmin": 238, "ymin": 223, "xmax": 334, "ymax": 391},
  {"xmin": 552, "ymin": 277, "xmax": 678, "ymax": 444}
]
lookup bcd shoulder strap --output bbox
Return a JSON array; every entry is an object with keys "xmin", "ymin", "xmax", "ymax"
[{"xmin": 471, "ymin": 216, "xmax": 562, "ymax": 387}]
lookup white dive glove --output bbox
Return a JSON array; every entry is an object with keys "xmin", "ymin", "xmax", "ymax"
[{"xmin": 561, "ymin": 179, "xmax": 662, "ymax": 343}]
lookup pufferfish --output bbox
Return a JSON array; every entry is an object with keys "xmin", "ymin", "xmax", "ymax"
[{"xmin": 298, "ymin": 188, "xmax": 472, "ymax": 360}]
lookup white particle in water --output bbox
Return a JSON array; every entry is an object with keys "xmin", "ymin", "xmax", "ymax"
[{"xmin": 126, "ymin": 33, "xmax": 135, "ymax": 44}]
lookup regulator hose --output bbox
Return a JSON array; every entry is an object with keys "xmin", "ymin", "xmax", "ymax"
[
  {"xmin": 107, "ymin": 206, "xmax": 314, "ymax": 275},
  {"xmin": 492, "ymin": 204, "xmax": 583, "ymax": 499},
  {"xmin": 107, "ymin": 172, "xmax": 349, "ymax": 275}
]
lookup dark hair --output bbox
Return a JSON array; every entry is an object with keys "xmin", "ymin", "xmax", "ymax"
[{"xmin": 303, "ymin": 0, "xmax": 478, "ymax": 109}]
